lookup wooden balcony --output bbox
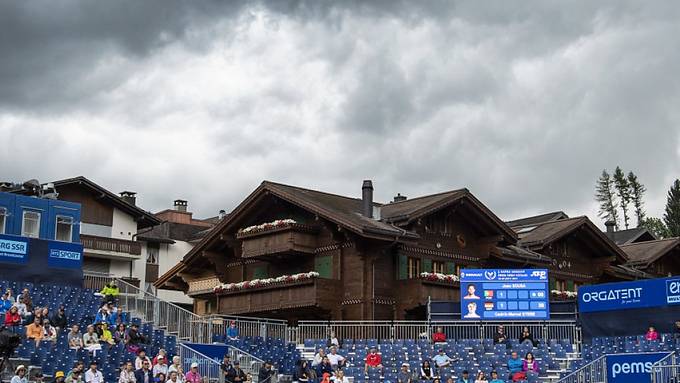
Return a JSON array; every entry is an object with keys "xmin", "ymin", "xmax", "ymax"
[
  {"xmin": 81, "ymin": 234, "xmax": 142, "ymax": 256},
  {"xmin": 216, "ymin": 277, "xmax": 337, "ymax": 315},
  {"xmin": 397, "ymin": 278, "xmax": 460, "ymax": 309},
  {"xmin": 237, "ymin": 223, "xmax": 319, "ymax": 258}
]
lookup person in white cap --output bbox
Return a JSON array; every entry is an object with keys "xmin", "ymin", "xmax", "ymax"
[
  {"xmin": 185, "ymin": 363, "xmax": 201, "ymax": 383},
  {"xmin": 11, "ymin": 365, "xmax": 28, "ymax": 383},
  {"xmin": 153, "ymin": 355, "xmax": 169, "ymax": 377}
]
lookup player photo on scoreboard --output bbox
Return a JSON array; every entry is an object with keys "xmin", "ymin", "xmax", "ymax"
[{"xmin": 463, "ymin": 283, "xmax": 481, "ymax": 300}]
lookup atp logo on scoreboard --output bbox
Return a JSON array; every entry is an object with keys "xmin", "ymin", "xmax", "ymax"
[{"xmin": 530, "ymin": 270, "xmax": 548, "ymax": 280}]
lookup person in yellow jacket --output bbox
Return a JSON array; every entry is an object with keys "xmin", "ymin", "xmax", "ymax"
[
  {"xmin": 97, "ymin": 322, "xmax": 115, "ymax": 345},
  {"xmin": 98, "ymin": 282, "xmax": 119, "ymax": 304}
]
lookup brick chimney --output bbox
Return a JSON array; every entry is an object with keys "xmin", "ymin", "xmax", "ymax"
[
  {"xmin": 362, "ymin": 180, "xmax": 373, "ymax": 218},
  {"xmin": 174, "ymin": 199, "xmax": 188, "ymax": 212}
]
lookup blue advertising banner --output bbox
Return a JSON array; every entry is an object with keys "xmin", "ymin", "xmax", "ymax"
[
  {"xmin": 47, "ymin": 240, "xmax": 83, "ymax": 269},
  {"xmin": 0, "ymin": 234, "xmax": 29, "ymax": 265},
  {"xmin": 578, "ymin": 277, "xmax": 680, "ymax": 313},
  {"xmin": 460, "ymin": 269, "xmax": 550, "ymax": 320},
  {"xmin": 606, "ymin": 352, "xmax": 668, "ymax": 383}
]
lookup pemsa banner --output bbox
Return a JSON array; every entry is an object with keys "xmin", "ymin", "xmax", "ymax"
[
  {"xmin": 460, "ymin": 269, "xmax": 550, "ymax": 320},
  {"xmin": 0, "ymin": 234, "xmax": 29, "ymax": 265},
  {"xmin": 578, "ymin": 277, "xmax": 680, "ymax": 313},
  {"xmin": 606, "ymin": 352, "xmax": 669, "ymax": 383},
  {"xmin": 47, "ymin": 241, "xmax": 83, "ymax": 269}
]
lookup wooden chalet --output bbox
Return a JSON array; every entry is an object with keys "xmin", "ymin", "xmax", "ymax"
[
  {"xmin": 620, "ymin": 238, "xmax": 680, "ymax": 277},
  {"xmin": 505, "ymin": 212, "xmax": 632, "ymax": 293},
  {"xmin": 155, "ymin": 180, "xmax": 517, "ymax": 321}
]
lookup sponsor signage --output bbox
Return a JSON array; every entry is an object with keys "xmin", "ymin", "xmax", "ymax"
[
  {"xmin": 47, "ymin": 240, "xmax": 83, "ymax": 269},
  {"xmin": 460, "ymin": 269, "xmax": 550, "ymax": 320},
  {"xmin": 0, "ymin": 234, "xmax": 29, "ymax": 264},
  {"xmin": 578, "ymin": 277, "xmax": 680, "ymax": 313},
  {"xmin": 606, "ymin": 352, "xmax": 668, "ymax": 383}
]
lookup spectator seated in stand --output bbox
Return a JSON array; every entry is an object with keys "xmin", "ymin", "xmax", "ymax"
[
  {"xmin": 168, "ymin": 356, "xmax": 184, "ymax": 378},
  {"xmin": 316, "ymin": 356, "xmax": 334, "ymax": 377},
  {"xmin": 0, "ymin": 292, "xmax": 13, "ymax": 315},
  {"xmin": 473, "ymin": 371, "xmax": 488, "ymax": 383},
  {"xmin": 51, "ymin": 305, "xmax": 68, "ymax": 333},
  {"xmin": 327, "ymin": 346, "xmax": 345, "ymax": 370},
  {"xmin": 456, "ymin": 370, "xmax": 471, "ymax": 383},
  {"xmin": 327, "ymin": 331, "xmax": 341, "ymax": 348},
  {"xmin": 493, "ymin": 325, "xmax": 508, "ymax": 348},
  {"xmin": 507, "ymin": 352, "xmax": 523, "ymax": 379},
  {"xmin": 420, "ymin": 360, "xmax": 434, "ymax": 381},
  {"xmin": 168, "ymin": 371, "xmax": 181, "ymax": 383},
  {"xmin": 519, "ymin": 326, "xmax": 537, "ymax": 347},
  {"xmin": 294, "ymin": 360, "xmax": 312, "ymax": 383},
  {"xmin": 119, "ymin": 361, "xmax": 136, "ymax": 383},
  {"xmin": 43, "ymin": 319, "xmax": 57, "ymax": 343},
  {"xmin": 432, "ymin": 349, "xmax": 455, "ymax": 373},
  {"xmin": 489, "ymin": 371, "xmax": 503, "ymax": 383},
  {"xmin": 83, "ymin": 324, "xmax": 102, "ymax": 356},
  {"xmin": 397, "ymin": 363, "xmax": 412, "ymax": 383},
  {"xmin": 4, "ymin": 306, "xmax": 21, "ymax": 328},
  {"xmin": 364, "ymin": 347, "xmax": 384, "ymax": 378},
  {"xmin": 97, "ymin": 321, "xmax": 114, "ymax": 346},
  {"xmin": 19, "ymin": 289, "xmax": 32, "ymax": 312},
  {"xmin": 333, "ymin": 370, "xmax": 349, "ymax": 383},
  {"xmin": 65, "ymin": 361, "xmax": 84, "ymax": 383},
  {"xmin": 258, "ymin": 361, "xmax": 275, "ymax": 383},
  {"xmin": 185, "ymin": 362, "xmax": 202, "ymax": 383},
  {"xmin": 226, "ymin": 321, "xmax": 239, "ymax": 341},
  {"xmin": 521, "ymin": 352, "xmax": 538, "ymax": 379},
  {"xmin": 68, "ymin": 325, "xmax": 84, "ymax": 350},
  {"xmin": 26, "ymin": 316, "xmax": 44, "ymax": 346},
  {"xmin": 85, "ymin": 361, "xmax": 103, "ymax": 383},
  {"xmin": 135, "ymin": 349, "xmax": 153, "ymax": 370},
  {"xmin": 432, "ymin": 327, "xmax": 446, "ymax": 344},
  {"xmin": 674, "ymin": 321, "xmax": 680, "ymax": 340},
  {"xmin": 55, "ymin": 371, "xmax": 66, "ymax": 383},
  {"xmin": 12, "ymin": 364, "xmax": 28, "ymax": 383},
  {"xmin": 135, "ymin": 359, "xmax": 154, "ymax": 383},
  {"xmin": 645, "ymin": 325, "xmax": 659, "ymax": 341},
  {"xmin": 153, "ymin": 348, "xmax": 168, "ymax": 365},
  {"xmin": 153, "ymin": 355, "xmax": 169, "ymax": 377},
  {"xmin": 113, "ymin": 323, "xmax": 127, "ymax": 344},
  {"xmin": 126, "ymin": 323, "xmax": 147, "ymax": 353},
  {"xmin": 227, "ymin": 361, "xmax": 247, "ymax": 383},
  {"xmin": 14, "ymin": 298, "xmax": 29, "ymax": 324}
]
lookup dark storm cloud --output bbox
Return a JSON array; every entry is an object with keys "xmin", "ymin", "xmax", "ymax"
[{"xmin": 1, "ymin": 0, "xmax": 680, "ymax": 227}]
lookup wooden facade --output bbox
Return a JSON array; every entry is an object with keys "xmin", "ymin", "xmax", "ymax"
[{"xmin": 156, "ymin": 182, "xmax": 633, "ymax": 321}]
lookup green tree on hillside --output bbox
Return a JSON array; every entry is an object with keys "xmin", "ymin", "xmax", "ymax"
[
  {"xmin": 595, "ymin": 170, "xmax": 619, "ymax": 229},
  {"xmin": 641, "ymin": 217, "xmax": 670, "ymax": 239},
  {"xmin": 664, "ymin": 179, "xmax": 680, "ymax": 237},
  {"xmin": 613, "ymin": 167, "xmax": 631, "ymax": 229}
]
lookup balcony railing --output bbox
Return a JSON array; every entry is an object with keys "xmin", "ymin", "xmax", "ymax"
[
  {"xmin": 81, "ymin": 234, "xmax": 142, "ymax": 255},
  {"xmin": 237, "ymin": 223, "xmax": 319, "ymax": 258}
]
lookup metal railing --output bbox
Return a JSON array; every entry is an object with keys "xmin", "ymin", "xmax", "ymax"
[
  {"xmin": 229, "ymin": 346, "xmax": 265, "ymax": 382},
  {"xmin": 295, "ymin": 320, "xmax": 580, "ymax": 345},
  {"xmin": 651, "ymin": 352, "xmax": 678, "ymax": 383},
  {"xmin": 178, "ymin": 343, "xmax": 223, "ymax": 383},
  {"xmin": 557, "ymin": 354, "xmax": 607, "ymax": 383},
  {"xmin": 207, "ymin": 315, "xmax": 289, "ymax": 342}
]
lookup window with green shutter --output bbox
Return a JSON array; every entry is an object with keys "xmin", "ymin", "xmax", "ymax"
[
  {"xmin": 253, "ymin": 265, "xmax": 268, "ymax": 279},
  {"xmin": 567, "ymin": 280, "xmax": 575, "ymax": 292},
  {"xmin": 398, "ymin": 255, "xmax": 408, "ymax": 280},
  {"xmin": 549, "ymin": 278, "xmax": 556, "ymax": 290},
  {"xmin": 422, "ymin": 258, "xmax": 432, "ymax": 273},
  {"xmin": 314, "ymin": 255, "xmax": 333, "ymax": 278},
  {"xmin": 446, "ymin": 262, "xmax": 456, "ymax": 275}
]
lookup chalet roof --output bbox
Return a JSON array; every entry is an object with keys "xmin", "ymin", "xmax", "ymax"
[
  {"xmin": 52, "ymin": 176, "xmax": 160, "ymax": 228},
  {"xmin": 496, "ymin": 245, "xmax": 553, "ymax": 265},
  {"xmin": 604, "ymin": 264, "xmax": 655, "ymax": 280},
  {"xmin": 137, "ymin": 221, "xmax": 212, "ymax": 244},
  {"xmin": 516, "ymin": 216, "xmax": 628, "ymax": 263},
  {"xmin": 380, "ymin": 189, "xmax": 517, "ymax": 242},
  {"xmin": 505, "ymin": 211, "xmax": 569, "ymax": 228},
  {"xmin": 607, "ymin": 227, "xmax": 657, "ymax": 245},
  {"xmin": 154, "ymin": 180, "xmax": 517, "ymax": 288},
  {"xmin": 620, "ymin": 238, "xmax": 680, "ymax": 267}
]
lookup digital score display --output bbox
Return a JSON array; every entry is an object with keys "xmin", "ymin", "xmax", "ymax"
[{"xmin": 460, "ymin": 269, "xmax": 550, "ymax": 320}]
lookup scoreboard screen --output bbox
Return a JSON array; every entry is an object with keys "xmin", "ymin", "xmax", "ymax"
[{"xmin": 460, "ymin": 269, "xmax": 550, "ymax": 320}]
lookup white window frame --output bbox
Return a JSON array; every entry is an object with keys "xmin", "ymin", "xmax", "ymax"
[
  {"xmin": 55, "ymin": 215, "xmax": 74, "ymax": 242},
  {"xmin": 22, "ymin": 210, "xmax": 41, "ymax": 238},
  {"xmin": 0, "ymin": 207, "xmax": 6, "ymax": 234}
]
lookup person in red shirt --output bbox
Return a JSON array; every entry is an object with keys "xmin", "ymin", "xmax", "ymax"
[
  {"xmin": 4, "ymin": 306, "xmax": 21, "ymax": 327},
  {"xmin": 364, "ymin": 347, "xmax": 384, "ymax": 377},
  {"xmin": 432, "ymin": 327, "xmax": 446, "ymax": 344}
]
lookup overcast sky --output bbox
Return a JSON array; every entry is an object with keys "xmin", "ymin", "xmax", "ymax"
[{"xmin": 2, "ymin": 1, "xmax": 679, "ymax": 227}]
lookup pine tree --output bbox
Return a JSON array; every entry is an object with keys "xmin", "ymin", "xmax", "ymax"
[
  {"xmin": 664, "ymin": 179, "xmax": 680, "ymax": 237},
  {"xmin": 640, "ymin": 217, "xmax": 670, "ymax": 239},
  {"xmin": 613, "ymin": 166, "xmax": 631, "ymax": 229},
  {"xmin": 627, "ymin": 171, "xmax": 646, "ymax": 226},
  {"xmin": 595, "ymin": 170, "xmax": 619, "ymax": 228}
]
